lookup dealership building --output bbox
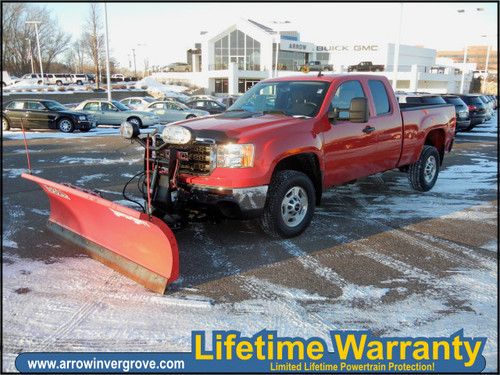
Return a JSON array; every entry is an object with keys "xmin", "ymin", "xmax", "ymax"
[{"xmin": 153, "ymin": 19, "xmax": 472, "ymax": 95}]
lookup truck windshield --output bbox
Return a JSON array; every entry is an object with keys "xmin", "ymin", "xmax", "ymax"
[{"xmin": 228, "ymin": 81, "xmax": 330, "ymax": 117}]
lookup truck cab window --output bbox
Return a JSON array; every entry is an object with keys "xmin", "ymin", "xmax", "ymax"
[
  {"xmin": 330, "ymin": 80, "xmax": 365, "ymax": 120},
  {"xmin": 368, "ymin": 80, "xmax": 390, "ymax": 115}
]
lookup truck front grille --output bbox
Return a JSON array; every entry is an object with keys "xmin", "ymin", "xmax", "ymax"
[{"xmin": 178, "ymin": 142, "xmax": 215, "ymax": 175}]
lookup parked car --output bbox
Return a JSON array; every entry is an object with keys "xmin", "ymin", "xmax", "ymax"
[
  {"xmin": 120, "ymin": 96, "xmax": 157, "ymax": 110},
  {"xmin": 300, "ymin": 61, "xmax": 333, "ymax": 72},
  {"xmin": 70, "ymin": 73, "xmax": 95, "ymax": 85},
  {"xmin": 143, "ymin": 101, "xmax": 209, "ymax": 124},
  {"xmin": 19, "ymin": 73, "xmax": 44, "ymax": 85},
  {"xmin": 347, "ymin": 61, "xmax": 385, "ymax": 72},
  {"xmin": 478, "ymin": 95, "xmax": 494, "ymax": 120},
  {"xmin": 121, "ymin": 74, "xmax": 455, "ymax": 238},
  {"xmin": 44, "ymin": 73, "xmax": 72, "ymax": 86},
  {"xmin": 189, "ymin": 95, "xmax": 219, "ymax": 101},
  {"xmin": 458, "ymin": 95, "xmax": 488, "ymax": 126},
  {"xmin": 218, "ymin": 95, "xmax": 241, "ymax": 107},
  {"xmin": 441, "ymin": 95, "xmax": 471, "ymax": 132},
  {"xmin": 2, "ymin": 99, "xmax": 96, "ymax": 132},
  {"xmin": 397, "ymin": 95, "xmax": 447, "ymax": 105},
  {"xmin": 111, "ymin": 73, "xmax": 126, "ymax": 81},
  {"xmin": 75, "ymin": 100, "xmax": 160, "ymax": 128},
  {"xmin": 186, "ymin": 99, "xmax": 227, "ymax": 114},
  {"xmin": 2, "ymin": 71, "xmax": 21, "ymax": 86},
  {"xmin": 165, "ymin": 62, "xmax": 192, "ymax": 72}
]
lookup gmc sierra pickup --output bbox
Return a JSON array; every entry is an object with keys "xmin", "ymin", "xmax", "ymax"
[{"xmin": 121, "ymin": 74, "xmax": 456, "ymax": 238}]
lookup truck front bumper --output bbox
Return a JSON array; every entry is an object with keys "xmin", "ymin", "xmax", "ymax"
[{"xmin": 179, "ymin": 184, "xmax": 268, "ymax": 218}]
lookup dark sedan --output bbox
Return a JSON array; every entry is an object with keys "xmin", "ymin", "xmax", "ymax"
[
  {"xmin": 2, "ymin": 99, "xmax": 96, "ymax": 133},
  {"xmin": 185, "ymin": 99, "xmax": 227, "ymax": 114},
  {"xmin": 441, "ymin": 95, "xmax": 471, "ymax": 132},
  {"xmin": 458, "ymin": 95, "xmax": 488, "ymax": 126}
]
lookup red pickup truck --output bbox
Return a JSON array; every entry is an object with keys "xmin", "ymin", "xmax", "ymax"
[{"xmin": 123, "ymin": 74, "xmax": 455, "ymax": 238}]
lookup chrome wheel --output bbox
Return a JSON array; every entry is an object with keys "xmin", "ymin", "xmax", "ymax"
[
  {"xmin": 2, "ymin": 117, "xmax": 9, "ymax": 131},
  {"xmin": 423, "ymin": 155, "xmax": 437, "ymax": 183},
  {"xmin": 58, "ymin": 119, "xmax": 73, "ymax": 133},
  {"xmin": 281, "ymin": 186, "xmax": 308, "ymax": 228},
  {"xmin": 128, "ymin": 118, "xmax": 140, "ymax": 126}
]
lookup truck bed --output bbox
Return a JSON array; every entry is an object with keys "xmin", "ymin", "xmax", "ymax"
[{"xmin": 399, "ymin": 103, "xmax": 454, "ymax": 111}]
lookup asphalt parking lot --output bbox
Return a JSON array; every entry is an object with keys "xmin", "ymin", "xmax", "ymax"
[{"xmin": 2, "ymin": 116, "xmax": 498, "ymax": 372}]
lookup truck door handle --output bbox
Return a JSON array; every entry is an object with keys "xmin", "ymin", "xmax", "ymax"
[{"xmin": 362, "ymin": 126, "xmax": 375, "ymax": 134}]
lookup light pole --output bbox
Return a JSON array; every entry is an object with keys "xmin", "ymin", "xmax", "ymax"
[
  {"xmin": 480, "ymin": 34, "xmax": 496, "ymax": 93},
  {"xmin": 131, "ymin": 48, "xmax": 137, "ymax": 78},
  {"xmin": 104, "ymin": 3, "xmax": 112, "ymax": 100},
  {"xmin": 26, "ymin": 38, "xmax": 34, "ymax": 74},
  {"xmin": 392, "ymin": 3, "xmax": 404, "ymax": 89},
  {"xmin": 271, "ymin": 20, "xmax": 290, "ymax": 78},
  {"xmin": 137, "ymin": 43, "xmax": 148, "ymax": 78},
  {"xmin": 458, "ymin": 8, "xmax": 485, "ymax": 94},
  {"xmin": 26, "ymin": 21, "xmax": 43, "ymax": 84}
]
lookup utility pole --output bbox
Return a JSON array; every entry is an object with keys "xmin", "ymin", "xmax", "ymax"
[
  {"xmin": 392, "ymin": 3, "xmax": 404, "ymax": 89},
  {"xmin": 26, "ymin": 21, "xmax": 43, "ymax": 84},
  {"xmin": 26, "ymin": 38, "xmax": 34, "ymax": 74},
  {"xmin": 132, "ymin": 48, "xmax": 137, "ymax": 78},
  {"xmin": 271, "ymin": 20, "xmax": 290, "ymax": 78},
  {"xmin": 104, "ymin": 3, "xmax": 112, "ymax": 100}
]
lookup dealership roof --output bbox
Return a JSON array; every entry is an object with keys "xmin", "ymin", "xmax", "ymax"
[{"xmin": 247, "ymin": 19, "xmax": 276, "ymax": 34}]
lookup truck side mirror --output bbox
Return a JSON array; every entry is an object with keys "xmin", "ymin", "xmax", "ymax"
[{"xmin": 349, "ymin": 97, "xmax": 369, "ymax": 123}]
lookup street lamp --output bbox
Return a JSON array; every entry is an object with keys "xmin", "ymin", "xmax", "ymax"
[
  {"xmin": 25, "ymin": 21, "xmax": 43, "ymax": 84},
  {"xmin": 271, "ymin": 20, "xmax": 290, "ymax": 78},
  {"xmin": 104, "ymin": 3, "xmax": 112, "ymax": 100},
  {"xmin": 131, "ymin": 48, "xmax": 137, "ymax": 78},
  {"xmin": 26, "ymin": 38, "xmax": 34, "ymax": 74},
  {"xmin": 392, "ymin": 3, "xmax": 404, "ymax": 89},
  {"xmin": 457, "ymin": 8, "xmax": 485, "ymax": 94},
  {"xmin": 137, "ymin": 43, "xmax": 148, "ymax": 77}
]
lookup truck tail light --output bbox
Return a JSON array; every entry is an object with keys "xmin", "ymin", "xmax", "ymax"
[{"xmin": 468, "ymin": 105, "xmax": 477, "ymax": 111}]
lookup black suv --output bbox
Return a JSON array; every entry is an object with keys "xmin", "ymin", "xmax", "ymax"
[
  {"xmin": 458, "ymin": 95, "xmax": 488, "ymax": 126},
  {"xmin": 186, "ymin": 99, "xmax": 227, "ymax": 114},
  {"xmin": 2, "ymin": 99, "xmax": 96, "ymax": 133},
  {"xmin": 441, "ymin": 95, "xmax": 471, "ymax": 132}
]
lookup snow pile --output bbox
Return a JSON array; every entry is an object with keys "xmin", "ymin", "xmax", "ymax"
[{"xmin": 134, "ymin": 77, "xmax": 190, "ymax": 101}]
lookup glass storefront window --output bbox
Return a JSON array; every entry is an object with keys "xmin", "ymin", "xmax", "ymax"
[
  {"xmin": 213, "ymin": 29, "xmax": 260, "ymax": 70},
  {"xmin": 215, "ymin": 78, "xmax": 228, "ymax": 93}
]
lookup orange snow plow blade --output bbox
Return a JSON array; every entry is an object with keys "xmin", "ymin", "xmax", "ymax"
[{"xmin": 22, "ymin": 173, "xmax": 179, "ymax": 294}]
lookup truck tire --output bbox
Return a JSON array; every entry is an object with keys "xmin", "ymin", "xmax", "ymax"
[
  {"xmin": 408, "ymin": 145, "xmax": 440, "ymax": 192},
  {"xmin": 260, "ymin": 170, "xmax": 315, "ymax": 238}
]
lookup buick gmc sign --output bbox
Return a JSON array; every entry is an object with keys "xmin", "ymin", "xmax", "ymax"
[{"xmin": 316, "ymin": 44, "xmax": 380, "ymax": 52}]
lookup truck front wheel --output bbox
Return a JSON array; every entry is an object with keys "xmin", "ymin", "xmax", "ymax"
[
  {"xmin": 260, "ymin": 170, "xmax": 315, "ymax": 238},
  {"xmin": 408, "ymin": 145, "xmax": 440, "ymax": 192}
]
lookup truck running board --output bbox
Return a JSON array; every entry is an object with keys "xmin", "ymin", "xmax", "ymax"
[{"xmin": 21, "ymin": 173, "xmax": 179, "ymax": 294}]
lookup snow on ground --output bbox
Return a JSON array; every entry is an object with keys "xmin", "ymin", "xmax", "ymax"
[
  {"xmin": 134, "ymin": 77, "xmax": 191, "ymax": 101},
  {"xmin": 2, "ymin": 124, "xmax": 164, "ymax": 140},
  {"xmin": 2, "ymin": 113, "xmax": 497, "ymax": 372}
]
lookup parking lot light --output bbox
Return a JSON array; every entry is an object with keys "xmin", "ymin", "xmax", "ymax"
[
  {"xmin": 25, "ymin": 21, "xmax": 43, "ymax": 84},
  {"xmin": 104, "ymin": 3, "xmax": 112, "ymax": 101}
]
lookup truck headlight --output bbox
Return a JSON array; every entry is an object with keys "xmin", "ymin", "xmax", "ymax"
[
  {"xmin": 120, "ymin": 121, "xmax": 140, "ymax": 139},
  {"xmin": 217, "ymin": 144, "xmax": 254, "ymax": 168},
  {"xmin": 161, "ymin": 125, "xmax": 191, "ymax": 144}
]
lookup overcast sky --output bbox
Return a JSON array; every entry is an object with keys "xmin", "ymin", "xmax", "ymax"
[{"xmin": 40, "ymin": 2, "xmax": 498, "ymax": 69}]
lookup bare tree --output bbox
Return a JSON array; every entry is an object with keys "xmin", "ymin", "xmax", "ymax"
[
  {"xmin": 2, "ymin": 3, "xmax": 71, "ymax": 75},
  {"xmin": 81, "ymin": 4, "xmax": 104, "ymax": 88}
]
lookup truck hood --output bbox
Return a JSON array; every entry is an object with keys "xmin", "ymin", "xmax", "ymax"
[{"xmin": 179, "ymin": 113, "xmax": 309, "ymax": 142}]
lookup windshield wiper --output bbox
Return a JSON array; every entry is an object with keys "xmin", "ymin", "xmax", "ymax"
[{"xmin": 262, "ymin": 110, "xmax": 289, "ymax": 116}]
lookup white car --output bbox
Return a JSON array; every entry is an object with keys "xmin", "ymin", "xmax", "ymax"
[
  {"xmin": 2, "ymin": 71, "xmax": 21, "ymax": 86},
  {"xmin": 120, "ymin": 97, "xmax": 157, "ymax": 110},
  {"xmin": 112, "ymin": 74, "xmax": 126, "ymax": 81},
  {"xmin": 143, "ymin": 101, "xmax": 209, "ymax": 124}
]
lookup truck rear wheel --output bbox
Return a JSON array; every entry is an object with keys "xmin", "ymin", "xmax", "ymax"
[
  {"xmin": 260, "ymin": 170, "xmax": 315, "ymax": 238},
  {"xmin": 408, "ymin": 145, "xmax": 440, "ymax": 192}
]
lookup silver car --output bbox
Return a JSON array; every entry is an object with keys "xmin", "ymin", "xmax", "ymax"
[
  {"xmin": 120, "ymin": 96, "xmax": 157, "ymax": 110},
  {"xmin": 75, "ymin": 100, "xmax": 159, "ymax": 128},
  {"xmin": 144, "ymin": 101, "xmax": 209, "ymax": 124}
]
